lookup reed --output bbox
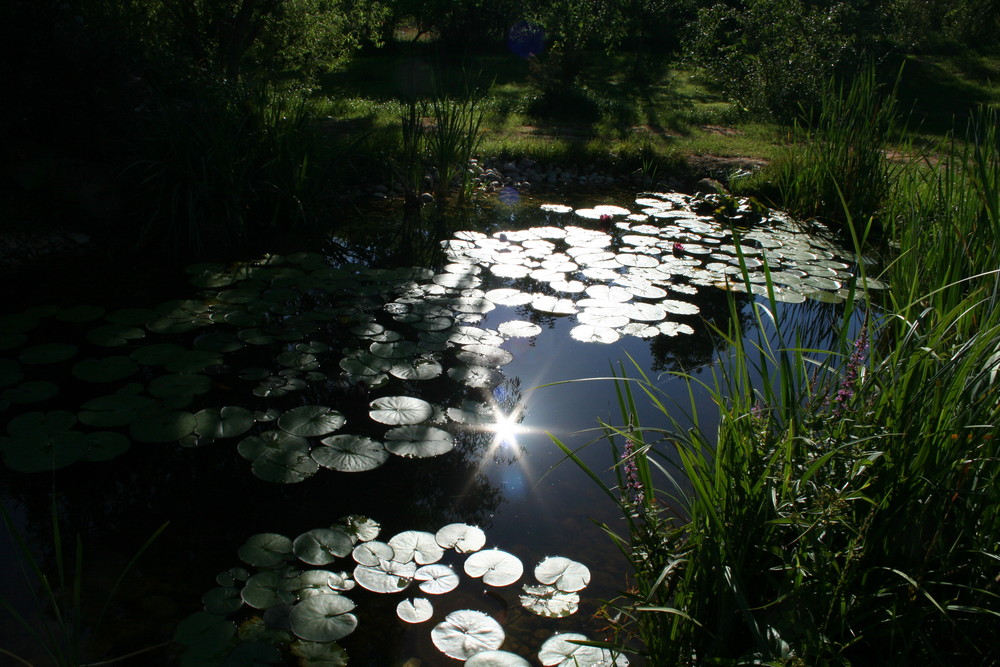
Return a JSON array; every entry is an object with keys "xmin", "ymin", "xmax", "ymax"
[{"xmin": 557, "ymin": 112, "xmax": 1000, "ymax": 663}]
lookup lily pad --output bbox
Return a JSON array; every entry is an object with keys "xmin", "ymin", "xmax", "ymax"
[
  {"xmin": 87, "ymin": 324, "xmax": 146, "ymax": 347},
  {"xmin": 384, "ymin": 425, "xmax": 454, "ymax": 458},
  {"xmin": 388, "ymin": 531, "xmax": 444, "ymax": 565},
  {"xmin": 397, "ymin": 597, "xmax": 433, "ymax": 623},
  {"xmin": 238, "ymin": 533, "xmax": 293, "ymax": 567},
  {"xmin": 432, "ymin": 610, "xmax": 504, "ymax": 660},
  {"xmin": 293, "ymin": 528, "xmax": 354, "ymax": 565},
  {"xmin": 534, "ymin": 556, "xmax": 591, "ymax": 592},
  {"xmin": 369, "ymin": 396, "xmax": 433, "ymax": 425},
  {"xmin": 83, "ymin": 431, "xmax": 131, "ymax": 461},
  {"xmin": 352, "ymin": 540, "xmax": 394, "ymax": 567},
  {"xmin": 128, "ymin": 410, "xmax": 197, "ymax": 443},
  {"xmin": 313, "ymin": 435, "xmax": 388, "ymax": 472},
  {"xmin": 436, "ymin": 523, "xmax": 486, "ymax": 554},
  {"xmin": 278, "ymin": 406, "xmax": 346, "ymax": 437},
  {"xmin": 388, "ymin": 357, "xmax": 443, "ymax": 381},
  {"xmin": 354, "ymin": 559, "xmax": 416, "ymax": 593},
  {"xmin": 2, "ymin": 380, "xmax": 59, "ymax": 404},
  {"xmin": 520, "ymin": 584, "xmax": 580, "ymax": 617},
  {"xmin": 194, "ymin": 407, "xmax": 254, "ymax": 439},
  {"xmin": 242, "ymin": 571, "xmax": 299, "ymax": 610},
  {"xmin": 497, "ymin": 321, "xmax": 542, "ymax": 338},
  {"xmin": 149, "ymin": 373, "xmax": 211, "ymax": 398},
  {"xmin": 463, "ymin": 549, "xmax": 523, "ymax": 587},
  {"xmin": 414, "ymin": 564, "xmax": 460, "ymax": 594},
  {"xmin": 465, "ymin": 651, "xmax": 532, "ymax": 666},
  {"xmin": 569, "ymin": 325, "xmax": 620, "ymax": 344}
]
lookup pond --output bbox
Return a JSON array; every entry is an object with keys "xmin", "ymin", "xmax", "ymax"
[{"xmin": 0, "ymin": 188, "xmax": 881, "ymax": 666}]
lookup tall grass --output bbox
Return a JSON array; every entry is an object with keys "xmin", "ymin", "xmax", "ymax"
[
  {"xmin": 560, "ymin": 104, "xmax": 1000, "ymax": 665},
  {"xmin": 743, "ymin": 65, "xmax": 906, "ymax": 233},
  {"xmin": 131, "ymin": 80, "xmax": 325, "ymax": 255}
]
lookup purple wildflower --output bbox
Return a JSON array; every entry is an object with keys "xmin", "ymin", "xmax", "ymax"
[
  {"xmin": 621, "ymin": 417, "xmax": 644, "ymax": 506},
  {"xmin": 833, "ymin": 323, "xmax": 869, "ymax": 417},
  {"xmin": 672, "ymin": 241, "xmax": 684, "ymax": 256}
]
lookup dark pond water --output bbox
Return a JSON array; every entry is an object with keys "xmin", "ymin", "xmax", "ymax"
[{"xmin": 0, "ymin": 189, "xmax": 875, "ymax": 666}]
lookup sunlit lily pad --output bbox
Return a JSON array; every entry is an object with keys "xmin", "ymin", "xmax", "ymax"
[
  {"xmin": 397, "ymin": 597, "xmax": 433, "ymax": 623},
  {"xmin": 278, "ymin": 406, "xmax": 346, "ymax": 437},
  {"xmin": 569, "ymin": 325, "xmax": 620, "ymax": 344},
  {"xmin": 389, "ymin": 357, "xmax": 443, "ymax": 381},
  {"xmin": 352, "ymin": 540, "xmax": 394, "ymax": 567},
  {"xmin": 432, "ymin": 610, "xmax": 504, "ymax": 660},
  {"xmin": 252, "ymin": 445, "xmax": 319, "ymax": 483},
  {"xmin": 369, "ymin": 396, "xmax": 433, "ymax": 425},
  {"xmin": 313, "ymin": 435, "xmax": 388, "ymax": 472},
  {"xmin": 194, "ymin": 407, "xmax": 254, "ymax": 439},
  {"xmin": 354, "ymin": 559, "xmax": 416, "ymax": 593},
  {"xmin": 436, "ymin": 523, "xmax": 486, "ymax": 554},
  {"xmin": 520, "ymin": 584, "xmax": 580, "ymax": 617},
  {"xmin": 388, "ymin": 531, "xmax": 444, "ymax": 565},
  {"xmin": 464, "ymin": 549, "xmax": 523, "ymax": 586},
  {"xmin": 534, "ymin": 556, "xmax": 591, "ymax": 592},
  {"xmin": 414, "ymin": 564, "xmax": 460, "ymax": 594},
  {"xmin": 447, "ymin": 365, "xmax": 503, "ymax": 389},
  {"xmin": 497, "ymin": 321, "xmax": 542, "ymax": 338},
  {"xmin": 293, "ymin": 528, "xmax": 354, "ymax": 565},
  {"xmin": 455, "ymin": 344, "xmax": 513, "ymax": 367},
  {"xmin": 289, "ymin": 594, "xmax": 357, "ymax": 642},
  {"xmin": 384, "ymin": 425, "xmax": 454, "ymax": 458}
]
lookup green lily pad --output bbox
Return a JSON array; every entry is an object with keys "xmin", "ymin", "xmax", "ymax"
[
  {"xmin": 194, "ymin": 407, "xmax": 254, "ymax": 439},
  {"xmin": 384, "ymin": 425, "xmax": 454, "ymax": 458},
  {"xmin": 7, "ymin": 410, "xmax": 77, "ymax": 437},
  {"xmin": 388, "ymin": 357, "xmax": 443, "ymax": 381},
  {"xmin": 464, "ymin": 549, "xmax": 523, "ymax": 587},
  {"xmin": 431, "ymin": 610, "xmax": 504, "ymax": 660},
  {"xmin": 72, "ymin": 356, "xmax": 138, "ymax": 383},
  {"xmin": 241, "ymin": 571, "xmax": 299, "ymax": 610},
  {"xmin": 238, "ymin": 430, "xmax": 309, "ymax": 460},
  {"xmin": 465, "ymin": 651, "xmax": 531, "ymax": 666},
  {"xmin": 388, "ymin": 531, "xmax": 444, "ymax": 565},
  {"xmin": 397, "ymin": 597, "xmax": 434, "ymax": 623},
  {"xmin": 278, "ymin": 406, "xmax": 346, "ymax": 438},
  {"xmin": 202, "ymin": 586, "xmax": 244, "ymax": 615},
  {"xmin": 0, "ymin": 359, "xmax": 23, "ymax": 388},
  {"xmin": 369, "ymin": 396, "xmax": 433, "ymax": 425},
  {"xmin": 414, "ymin": 564, "xmax": 460, "ymax": 594},
  {"xmin": 534, "ymin": 556, "xmax": 591, "ymax": 592},
  {"xmin": 312, "ymin": 435, "xmax": 388, "ymax": 472},
  {"xmin": 193, "ymin": 332, "xmax": 244, "ymax": 353},
  {"xmin": 252, "ymin": 445, "xmax": 319, "ymax": 483},
  {"xmin": 0, "ymin": 332, "xmax": 27, "ymax": 351},
  {"xmin": 163, "ymin": 350, "xmax": 222, "ymax": 374},
  {"xmin": 0, "ymin": 313, "xmax": 39, "ymax": 334},
  {"xmin": 128, "ymin": 410, "xmax": 197, "ymax": 443},
  {"xmin": 354, "ymin": 559, "xmax": 416, "ymax": 593},
  {"xmin": 174, "ymin": 612, "xmax": 236, "ymax": 658},
  {"xmin": 130, "ymin": 343, "xmax": 189, "ymax": 367},
  {"xmin": 435, "ymin": 523, "xmax": 486, "ymax": 554},
  {"xmin": 238, "ymin": 533, "xmax": 293, "ymax": 567},
  {"xmin": 290, "ymin": 639, "xmax": 349, "ymax": 666},
  {"xmin": 19, "ymin": 343, "xmax": 78, "ymax": 365},
  {"xmin": 520, "ymin": 584, "xmax": 579, "ymax": 618},
  {"xmin": 293, "ymin": 528, "xmax": 354, "ymax": 565},
  {"xmin": 289, "ymin": 594, "xmax": 357, "ymax": 642}
]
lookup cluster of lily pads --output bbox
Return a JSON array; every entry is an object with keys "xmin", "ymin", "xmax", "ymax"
[{"xmin": 176, "ymin": 515, "xmax": 627, "ymax": 666}]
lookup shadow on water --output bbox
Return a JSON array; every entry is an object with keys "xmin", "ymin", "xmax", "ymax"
[{"xmin": 0, "ymin": 187, "xmax": 874, "ymax": 665}]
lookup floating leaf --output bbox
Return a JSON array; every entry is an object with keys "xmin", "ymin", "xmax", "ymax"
[
  {"xmin": 569, "ymin": 325, "xmax": 620, "ymax": 344},
  {"xmin": 534, "ymin": 556, "xmax": 591, "ymax": 592},
  {"xmin": 436, "ymin": 523, "xmax": 486, "ymax": 554},
  {"xmin": 388, "ymin": 531, "xmax": 444, "ymax": 565},
  {"xmin": 289, "ymin": 594, "xmax": 357, "ymax": 642},
  {"xmin": 83, "ymin": 431, "xmax": 131, "ymax": 462},
  {"xmin": 313, "ymin": 435, "xmax": 388, "ymax": 472},
  {"xmin": 388, "ymin": 357, "xmax": 443, "ymax": 381},
  {"xmin": 294, "ymin": 528, "xmax": 354, "ymax": 565},
  {"xmin": 447, "ymin": 365, "xmax": 503, "ymax": 389},
  {"xmin": 397, "ymin": 597, "xmax": 434, "ymax": 623},
  {"xmin": 290, "ymin": 639, "xmax": 348, "ymax": 666},
  {"xmin": 520, "ymin": 584, "xmax": 579, "ymax": 617},
  {"xmin": 194, "ymin": 406, "xmax": 254, "ymax": 439},
  {"xmin": 354, "ymin": 559, "xmax": 416, "ymax": 593},
  {"xmin": 78, "ymin": 393, "xmax": 154, "ymax": 427},
  {"xmin": 455, "ymin": 344, "xmax": 513, "ymax": 367},
  {"xmin": 431, "ymin": 610, "xmax": 504, "ymax": 660},
  {"xmin": 278, "ymin": 406, "xmax": 346, "ymax": 437},
  {"xmin": 384, "ymin": 426, "xmax": 454, "ymax": 458},
  {"xmin": 87, "ymin": 324, "xmax": 145, "ymax": 347},
  {"xmin": 202, "ymin": 586, "xmax": 243, "ymax": 615},
  {"xmin": 497, "ymin": 321, "xmax": 542, "ymax": 338},
  {"xmin": 369, "ymin": 396, "xmax": 433, "ymax": 425},
  {"xmin": 2, "ymin": 380, "xmax": 59, "ymax": 404},
  {"xmin": 414, "ymin": 564, "xmax": 460, "ymax": 594},
  {"xmin": 352, "ymin": 541, "xmax": 394, "ymax": 567},
  {"xmin": 253, "ymin": 446, "xmax": 319, "ymax": 483},
  {"xmin": 241, "ymin": 571, "xmax": 298, "ymax": 610},
  {"xmin": 238, "ymin": 533, "xmax": 293, "ymax": 567},
  {"xmin": 149, "ymin": 373, "xmax": 211, "ymax": 398},
  {"xmin": 465, "ymin": 651, "xmax": 532, "ymax": 666},
  {"xmin": 464, "ymin": 549, "xmax": 523, "ymax": 587}
]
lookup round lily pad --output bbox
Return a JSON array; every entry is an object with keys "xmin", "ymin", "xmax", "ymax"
[
  {"xmin": 238, "ymin": 533, "xmax": 293, "ymax": 567},
  {"xmin": 369, "ymin": 396, "xmax": 433, "ymax": 425},
  {"xmin": 520, "ymin": 584, "xmax": 579, "ymax": 618},
  {"xmin": 78, "ymin": 393, "xmax": 154, "ymax": 427},
  {"xmin": 388, "ymin": 357, "xmax": 443, "ymax": 381},
  {"xmin": 194, "ymin": 407, "xmax": 254, "ymax": 439},
  {"xmin": 149, "ymin": 373, "xmax": 211, "ymax": 398},
  {"xmin": 435, "ymin": 523, "xmax": 486, "ymax": 554},
  {"xmin": 354, "ymin": 560, "xmax": 416, "ymax": 593},
  {"xmin": 289, "ymin": 594, "xmax": 357, "ymax": 642},
  {"xmin": 293, "ymin": 528, "xmax": 354, "ymax": 565},
  {"xmin": 2, "ymin": 380, "xmax": 59, "ymax": 404},
  {"xmin": 83, "ymin": 431, "xmax": 131, "ymax": 461},
  {"xmin": 534, "ymin": 556, "xmax": 591, "ymax": 592},
  {"xmin": 414, "ymin": 564, "xmax": 460, "ymax": 594},
  {"xmin": 431, "ymin": 610, "xmax": 504, "ymax": 660},
  {"xmin": 388, "ymin": 531, "xmax": 444, "ymax": 565},
  {"xmin": 397, "ymin": 597, "xmax": 433, "ymax": 623},
  {"xmin": 384, "ymin": 426, "xmax": 454, "ymax": 458},
  {"xmin": 464, "ymin": 549, "xmax": 523, "ymax": 587},
  {"xmin": 55, "ymin": 304, "xmax": 105, "ymax": 322},
  {"xmin": 465, "ymin": 651, "xmax": 531, "ymax": 666},
  {"xmin": 352, "ymin": 540, "xmax": 394, "ymax": 567},
  {"xmin": 313, "ymin": 435, "xmax": 388, "ymax": 472},
  {"xmin": 86, "ymin": 324, "xmax": 146, "ymax": 347},
  {"xmin": 241, "ymin": 571, "xmax": 298, "ymax": 610},
  {"xmin": 278, "ymin": 406, "xmax": 346, "ymax": 437}
]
